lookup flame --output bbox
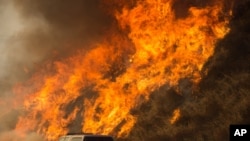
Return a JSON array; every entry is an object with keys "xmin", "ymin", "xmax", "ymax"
[
  {"xmin": 169, "ymin": 108, "xmax": 181, "ymax": 124},
  {"xmin": 13, "ymin": 0, "xmax": 230, "ymax": 140}
]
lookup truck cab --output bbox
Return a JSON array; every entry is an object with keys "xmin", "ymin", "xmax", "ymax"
[{"xmin": 58, "ymin": 133, "xmax": 114, "ymax": 141}]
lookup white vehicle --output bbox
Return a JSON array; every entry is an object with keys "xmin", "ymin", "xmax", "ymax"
[{"xmin": 58, "ymin": 133, "xmax": 114, "ymax": 141}]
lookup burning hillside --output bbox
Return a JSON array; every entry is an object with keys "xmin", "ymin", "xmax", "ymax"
[{"xmin": 0, "ymin": 0, "xmax": 249, "ymax": 141}]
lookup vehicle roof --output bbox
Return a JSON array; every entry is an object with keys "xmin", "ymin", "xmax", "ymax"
[{"xmin": 60, "ymin": 134, "xmax": 113, "ymax": 138}]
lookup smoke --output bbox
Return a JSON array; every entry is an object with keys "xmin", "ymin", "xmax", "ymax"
[
  {"xmin": 0, "ymin": 1, "xmax": 32, "ymax": 136},
  {"xmin": 0, "ymin": 0, "xmax": 112, "ymax": 93},
  {"xmin": 0, "ymin": 131, "xmax": 44, "ymax": 141},
  {"xmin": 12, "ymin": 0, "xmax": 112, "ymax": 51},
  {"xmin": 0, "ymin": 0, "xmax": 26, "ymax": 97},
  {"xmin": 0, "ymin": 0, "xmax": 113, "ymax": 98}
]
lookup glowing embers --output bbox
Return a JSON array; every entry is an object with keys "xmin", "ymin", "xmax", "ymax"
[{"xmin": 169, "ymin": 108, "xmax": 181, "ymax": 124}]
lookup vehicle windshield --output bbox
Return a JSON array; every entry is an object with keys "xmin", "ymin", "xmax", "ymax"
[{"xmin": 83, "ymin": 136, "xmax": 113, "ymax": 141}]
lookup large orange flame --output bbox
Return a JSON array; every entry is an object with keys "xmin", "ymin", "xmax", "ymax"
[{"xmin": 14, "ymin": 0, "xmax": 230, "ymax": 140}]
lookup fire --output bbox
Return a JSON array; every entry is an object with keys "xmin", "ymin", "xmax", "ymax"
[
  {"xmin": 169, "ymin": 108, "xmax": 181, "ymax": 124},
  {"xmin": 13, "ymin": 0, "xmax": 230, "ymax": 140}
]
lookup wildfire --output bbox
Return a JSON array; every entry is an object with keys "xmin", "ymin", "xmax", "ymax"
[{"xmin": 13, "ymin": 0, "xmax": 230, "ymax": 140}]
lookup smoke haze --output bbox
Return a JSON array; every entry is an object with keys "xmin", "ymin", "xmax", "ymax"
[{"xmin": 0, "ymin": 0, "xmax": 113, "ymax": 97}]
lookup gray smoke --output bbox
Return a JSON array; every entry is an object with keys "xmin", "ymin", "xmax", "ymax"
[
  {"xmin": 0, "ymin": 131, "xmax": 44, "ymax": 141},
  {"xmin": 0, "ymin": 0, "xmax": 111, "ymax": 98},
  {"xmin": 0, "ymin": 0, "xmax": 111, "ymax": 90}
]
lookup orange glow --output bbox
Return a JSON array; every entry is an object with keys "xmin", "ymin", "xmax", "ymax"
[
  {"xmin": 13, "ymin": 0, "xmax": 230, "ymax": 140},
  {"xmin": 170, "ymin": 108, "xmax": 181, "ymax": 124}
]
